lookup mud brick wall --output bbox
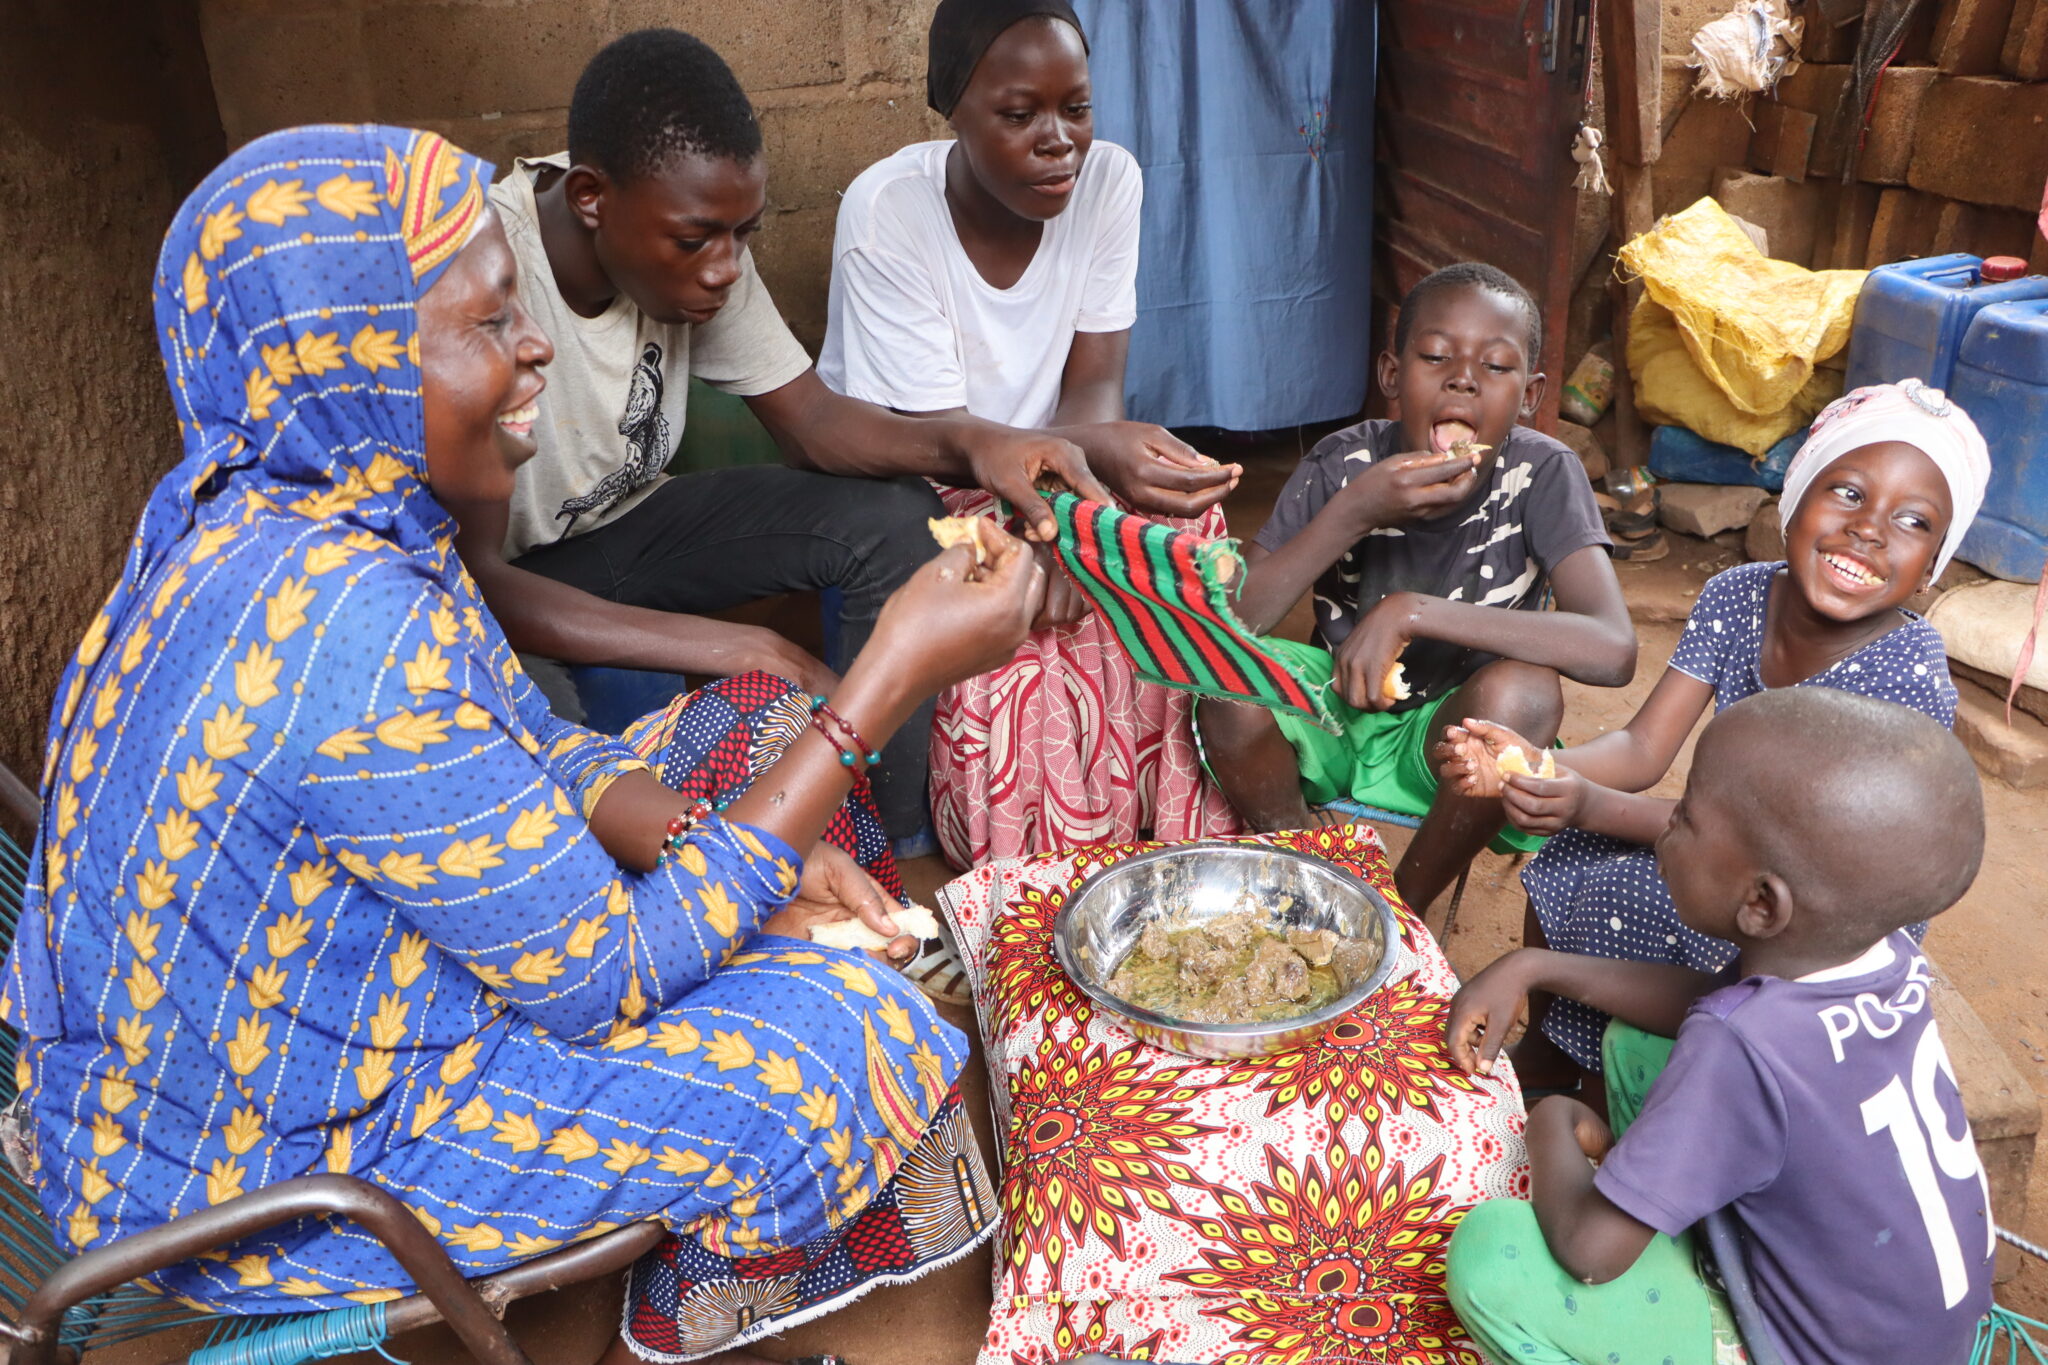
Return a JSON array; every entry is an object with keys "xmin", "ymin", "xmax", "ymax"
[
  {"xmin": 1651, "ymin": 0, "xmax": 2048, "ymax": 271},
  {"xmin": 196, "ymin": 0, "xmax": 949, "ymax": 351},
  {"xmin": 0, "ymin": 3, "xmax": 226, "ymax": 794}
]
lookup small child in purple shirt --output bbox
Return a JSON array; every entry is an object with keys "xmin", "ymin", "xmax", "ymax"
[{"xmin": 1442, "ymin": 687, "xmax": 1994, "ymax": 1365}]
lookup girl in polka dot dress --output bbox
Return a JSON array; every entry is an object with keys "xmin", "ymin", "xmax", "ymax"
[{"xmin": 1439, "ymin": 380, "xmax": 1991, "ymax": 1085}]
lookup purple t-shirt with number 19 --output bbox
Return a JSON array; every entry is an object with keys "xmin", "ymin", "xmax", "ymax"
[{"xmin": 1595, "ymin": 932, "xmax": 1994, "ymax": 1365}]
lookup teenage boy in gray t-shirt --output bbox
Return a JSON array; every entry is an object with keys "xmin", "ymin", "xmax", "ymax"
[
  {"xmin": 1444, "ymin": 687, "xmax": 1994, "ymax": 1365},
  {"xmin": 453, "ymin": 29, "xmax": 1233, "ymax": 841}
]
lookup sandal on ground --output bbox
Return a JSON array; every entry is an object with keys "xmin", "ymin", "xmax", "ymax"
[
  {"xmin": 1609, "ymin": 527, "xmax": 1669, "ymax": 561},
  {"xmin": 1602, "ymin": 502, "xmax": 1660, "ymax": 539},
  {"xmin": 902, "ymin": 924, "xmax": 973, "ymax": 1007}
]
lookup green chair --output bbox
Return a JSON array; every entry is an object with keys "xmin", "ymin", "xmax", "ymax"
[
  {"xmin": 670, "ymin": 377, "xmax": 785, "ymax": 473},
  {"xmin": 0, "ymin": 765, "xmax": 660, "ymax": 1365}
]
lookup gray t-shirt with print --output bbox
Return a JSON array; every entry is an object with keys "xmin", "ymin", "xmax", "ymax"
[
  {"xmin": 490, "ymin": 155, "xmax": 814, "ymax": 561},
  {"xmin": 1253, "ymin": 418, "xmax": 1609, "ymax": 708}
]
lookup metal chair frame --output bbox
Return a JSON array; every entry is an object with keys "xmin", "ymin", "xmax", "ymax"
[{"xmin": 0, "ymin": 768, "xmax": 660, "ymax": 1365}]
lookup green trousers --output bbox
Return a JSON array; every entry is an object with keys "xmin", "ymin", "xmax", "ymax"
[
  {"xmin": 1254, "ymin": 637, "xmax": 1546, "ymax": 855},
  {"xmin": 1445, "ymin": 1024, "xmax": 1743, "ymax": 1364}
]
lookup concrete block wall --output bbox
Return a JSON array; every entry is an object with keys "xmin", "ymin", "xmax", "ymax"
[
  {"xmin": 1651, "ymin": 0, "xmax": 2048, "ymax": 272},
  {"xmin": 196, "ymin": 0, "xmax": 949, "ymax": 349}
]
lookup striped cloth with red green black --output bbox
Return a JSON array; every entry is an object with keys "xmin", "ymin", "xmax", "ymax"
[{"xmin": 1045, "ymin": 491, "xmax": 1339, "ymax": 732}]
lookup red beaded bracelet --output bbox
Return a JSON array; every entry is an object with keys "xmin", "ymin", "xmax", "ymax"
[
  {"xmin": 808, "ymin": 694, "xmax": 881, "ymax": 769},
  {"xmin": 654, "ymin": 798, "xmax": 715, "ymax": 868}
]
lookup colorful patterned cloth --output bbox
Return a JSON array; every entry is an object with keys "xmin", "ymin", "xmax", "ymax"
[
  {"xmin": 625, "ymin": 673, "xmax": 905, "ymax": 903},
  {"xmin": 936, "ymin": 827, "xmax": 1531, "ymax": 1365},
  {"xmin": 1046, "ymin": 492, "xmax": 1339, "ymax": 731},
  {"xmin": 0, "ymin": 124, "xmax": 993, "ymax": 1356},
  {"xmin": 930, "ymin": 487, "xmax": 1242, "ymax": 868}
]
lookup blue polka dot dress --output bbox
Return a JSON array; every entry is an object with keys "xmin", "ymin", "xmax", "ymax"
[{"xmin": 1524, "ymin": 560, "xmax": 1958, "ymax": 1069}]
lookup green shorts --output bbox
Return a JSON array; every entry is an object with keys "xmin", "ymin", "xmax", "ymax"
[{"xmin": 1255, "ymin": 636, "xmax": 1545, "ymax": 856}]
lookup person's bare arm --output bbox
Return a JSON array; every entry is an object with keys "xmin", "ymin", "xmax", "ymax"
[
  {"xmin": 1327, "ymin": 543, "xmax": 1636, "ymax": 714},
  {"xmin": 1439, "ymin": 666, "xmax": 1714, "ymax": 843},
  {"xmin": 447, "ymin": 494, "xmax": 836, "ymax": 695},
  {"xmin": 1552, "ymin": 665, "xmax": 1712, "ymax": 790},
  {"xmin": 744, "ymin": 369, "xmax": 1107, "ymax": 540},
  {"xmin": 587, "ymin": 530, "xmax": 1047, "ymax": 871},
  {"xmin": 1446, "ymin": 948, "xmax": 1716, "ymax": 1077},
  {"xmin": 1231, "ymin": 452, "xmax": 1487, "ymax": 635},
  {"xmin": 1049, "ymin": 327, "xmax": 1129, "ymax": 426},
  {"xmin": 1525, "ymin": 1096, "xmax": 1660, "ymax": 1284},
  {"xmin": 1045, "ymin": 329, "xmax": 1239, "ymax": 518}
]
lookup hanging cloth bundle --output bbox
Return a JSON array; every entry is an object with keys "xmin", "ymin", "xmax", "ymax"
[
  {"xmin": 1571, "ymin": 124, "xmax": 1613, "ymax": 194},
  {"xmin": 1689, "ymin": 0, "xmax": 1804, "ymax": 99},
  {"xmin": 1831, "ymin": 0, "xmax": 1931, "ymax": 180}
]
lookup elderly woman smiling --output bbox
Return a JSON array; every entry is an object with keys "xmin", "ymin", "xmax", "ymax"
[{"xmin": 3, "ymin": 125, "xmax": 1043, "ymax": 1363}]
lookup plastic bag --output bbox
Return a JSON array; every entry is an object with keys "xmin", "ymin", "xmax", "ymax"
[
  {"xmin": 1630, "ymin": 296, "xmax": 1843, "ymax": 456},
  {"xmin": 1689, "ymin": 0, "xmax": 1803, "ymax": 99},
  {"xmin": 1620, "ymin": 198, "xmax": 1864, "ymax": 451}
]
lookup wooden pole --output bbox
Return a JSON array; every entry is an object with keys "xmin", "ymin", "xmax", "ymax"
[{"xmin": 1599, "ymin": 0, "xmax": 1661, "ymax": 470}]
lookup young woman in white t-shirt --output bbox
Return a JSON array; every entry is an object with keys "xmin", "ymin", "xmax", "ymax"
[{"xmin": 820, "ymin": 0, "xmax": 1245, "ymax": 880}]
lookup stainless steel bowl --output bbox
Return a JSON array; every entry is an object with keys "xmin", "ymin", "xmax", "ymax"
[{"xmin": 1052, "ymin": 841, "xmax": 1405, "ymax": 1060}]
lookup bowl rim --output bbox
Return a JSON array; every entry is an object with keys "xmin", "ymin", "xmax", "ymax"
[{"xmin": 1050, "ymin": 840, "xmax": 1405, "ymax": 1040}]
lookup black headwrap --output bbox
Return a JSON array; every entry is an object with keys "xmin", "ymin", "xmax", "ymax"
[{"xmin": 925, "ymin": 0, "xmax": 1089, "ymax": 117}]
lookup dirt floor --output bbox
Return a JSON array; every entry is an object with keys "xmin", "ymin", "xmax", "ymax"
[{"xmin": 80, "ymin": 439, "xmax": 2048, "ymax": 1360}]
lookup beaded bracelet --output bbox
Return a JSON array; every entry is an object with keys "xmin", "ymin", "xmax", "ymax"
[
  {"xmin": 654, "ymin": 798, "xmax": 717, "ymax": 868},
  {"xmin": 808, "ymin": 694, "xmax": 881, "ymax": 769}
]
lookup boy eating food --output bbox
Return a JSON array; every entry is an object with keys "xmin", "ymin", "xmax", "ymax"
[
  {"xmin": 1198, "ymin": 262, "xmax": 1635, "ymax": 913},
  {"xmin": 1445, "ymin": 687, "xmax": 1994, "ymax": 1365}
]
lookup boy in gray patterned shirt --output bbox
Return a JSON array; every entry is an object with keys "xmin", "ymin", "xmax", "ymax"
[{"xmin": 1199, "ymin": 264, "xmax": 1635, "ymax": 914}]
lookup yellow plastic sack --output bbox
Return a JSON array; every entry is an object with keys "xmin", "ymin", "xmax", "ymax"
[
  {"xmin": 1619, "ymin": 196, "xmax": 1865, "ymax": 418},
  {"xmin": 1630, "ymin": 296, "xmax": 1843, "ymax": 456}
]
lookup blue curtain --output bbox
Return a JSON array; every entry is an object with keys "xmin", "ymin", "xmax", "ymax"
[{"xmin": 1073, "ymin": 0, "xmax": 1376, "ymax": 431}]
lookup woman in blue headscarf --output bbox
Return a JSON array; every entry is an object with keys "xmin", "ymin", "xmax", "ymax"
[{"xmin": 3, "ymin": 125, "xmax": 1042, "ymax": 1361}]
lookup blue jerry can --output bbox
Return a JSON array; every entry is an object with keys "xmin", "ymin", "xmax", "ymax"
[
  {"xmin": 1843, "ymin": 255, "xmax": 2048, "ymax": 395},
  {"xmin": 1952, "ymin": 298, "xmax": 2048, "ymax": 583}
]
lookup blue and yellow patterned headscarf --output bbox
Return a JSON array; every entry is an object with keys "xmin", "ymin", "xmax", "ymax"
[{"xmin": 41, "ymin": 124, "xmax": 489, "ymax": 788}]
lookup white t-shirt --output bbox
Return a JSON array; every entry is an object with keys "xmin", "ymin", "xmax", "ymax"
[
  {"xmin": 490, "ymin": 154, "xmax": 814, "ymax": 560},
  {"xmin": 818, "ymin": 139, "xmax": 1141, "ymax": 429}
]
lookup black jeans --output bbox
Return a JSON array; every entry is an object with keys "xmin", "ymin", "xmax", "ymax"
[{"xmin": 513, "ymin": 465, "xmax": 945, "ymax": 838}]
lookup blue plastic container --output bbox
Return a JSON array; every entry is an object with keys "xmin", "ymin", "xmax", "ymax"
[
  {"xmin": 1844, "ymin": 254, "xmax": 2048, "ymax": 394},
  {"xmin": 1952, "ymin": 299, "xmax": 2048, "ymax": 583},
  {"xmin": 1648, "ymin": 424, "xmax": 1805, "ymax": 490}
]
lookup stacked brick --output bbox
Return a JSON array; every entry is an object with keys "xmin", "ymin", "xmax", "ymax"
[{"xmin": 1676, "ymin": 0, "xmax": 2048, "ymax": 271}]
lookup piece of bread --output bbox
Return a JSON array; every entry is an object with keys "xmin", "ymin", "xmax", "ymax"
[
  {"xmin": 1495, "ymin": 746, "xmax": 1558, "ymax": 781},
  {"xmin": 1382, "ymin": 662, "xmax": 1412, "ymax": 703},
  {"xmin": 810, "ymin": 902, "xmax": 942, "ymax": 952},
  {"xmin": 928, "ymin": 516, "xmax": 991, "ymax": 569}
]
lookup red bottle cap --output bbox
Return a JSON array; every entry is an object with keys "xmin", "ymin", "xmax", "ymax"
[{"xmin": 1981, "ymin": 256, "xmax": 2029, "ymax": 283}]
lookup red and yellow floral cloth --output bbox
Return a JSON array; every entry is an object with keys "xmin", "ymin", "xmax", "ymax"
[{"xmin": 937, "ymin": 827, "xmax": 1530, "ymax": 1365}]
